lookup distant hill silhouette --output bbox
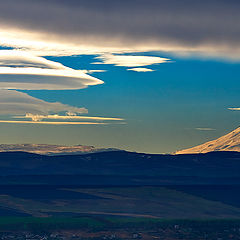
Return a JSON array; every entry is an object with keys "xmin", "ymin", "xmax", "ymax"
[{"xmin": 0, "ymin": 143, "xmax": 118, "ymax": 155}]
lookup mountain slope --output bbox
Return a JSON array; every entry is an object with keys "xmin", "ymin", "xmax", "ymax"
[{"xmin": 176, "ymin": 126, "xmax": 240, "ymax": 154}]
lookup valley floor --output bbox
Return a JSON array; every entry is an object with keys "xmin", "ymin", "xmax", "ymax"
[
  {"xmin": 0, "ymin": 218, "xmax": 240, "ymax": 239},
  {"xmin": 0, "ymin": 185, "xmax": 238, "ymax": 239},
  {"xmin": 0, "ymin": 185, "xmax": 239, "ymax": 219}
]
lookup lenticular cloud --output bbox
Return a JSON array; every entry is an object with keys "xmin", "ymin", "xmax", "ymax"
[
  {"xmin": 0, "ymin": 50, "xmax": 112, "ymax": 124},
  {"xmin": 0, "ymin": 50, "xmax": 103, "ymax": 90},
  {"xmin": 0, "ymin": 90, "xmax": 88, "ymax": 115}
]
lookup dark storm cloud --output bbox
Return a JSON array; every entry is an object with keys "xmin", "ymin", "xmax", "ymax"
[{"xmin": 0, "ymin": 0, "xmax": 240, "ymax": 57}]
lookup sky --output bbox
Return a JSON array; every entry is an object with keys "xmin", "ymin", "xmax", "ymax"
[{"xmin": 0, "ymin": 0, "xmax": 239, "ymax": 153}]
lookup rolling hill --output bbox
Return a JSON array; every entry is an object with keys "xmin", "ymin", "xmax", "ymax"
[
  {"xmin": 0, "ymin": 150, "xmax": 240, "ymax": 185},
  {"xmin": 0, "ymin": 150, "xmax": 239, "ymax": 218}
]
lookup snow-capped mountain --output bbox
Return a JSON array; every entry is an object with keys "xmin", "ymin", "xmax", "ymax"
[{"xmin": 175, "ymin": 127, "xmax": 240, "ymax": 154}]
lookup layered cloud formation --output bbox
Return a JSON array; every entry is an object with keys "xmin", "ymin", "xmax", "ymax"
[
  {"xmin": 0, "ymin": 90, "xmax": 87, "ymax": 115},
  {"xmin": 0, "ymin": 0, "xmax": 237, "ymax": 127},
  {"xmin": 0, "ymin": 51, "xmax": 123, "ymax": 125},
  {"xmin": 0, "ymin": 90, "xmax": 124, "ymax": 125},
  {"xmin": 0, "ymin": 50, "xmax": 103, "ymax": 90},
  {"xmin": 0, "ymin": 0, "xmax": 239, "ymax": 59}
]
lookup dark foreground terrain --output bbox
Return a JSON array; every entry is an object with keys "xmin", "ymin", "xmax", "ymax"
[
  {"xmin": 0, "ymin": 185, "xmax": 237, "ymax": 239},
  {"xmin": 0, "ymin": 185, "xmax": 239, "ymax": 219},
  {"xmin": 0, "ymin": 217, "xmax": 240, "ymax": 240},
  {"xmin": 0, "ymin": 151, "xmax": 239, "ymax": 238},
  {"xmin": 1, "ymin": 217, "xmax": 240, "ymax": 240},
  {"xmin": 1, "ymin": 151, "xmax": 240, "ymax": 185}
]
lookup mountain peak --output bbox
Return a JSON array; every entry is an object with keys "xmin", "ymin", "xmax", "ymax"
[{"xmin": 175, "ymin": 126, "xmax": 240, "ymax": 154}]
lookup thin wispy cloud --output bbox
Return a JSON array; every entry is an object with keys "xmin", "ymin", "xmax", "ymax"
[
  {"xmin": 15, "ymin": 113, "xmax": 124, "ymax": 122},
  {"xmin": 195, "ymin": 128, "xmax": 216, "ymax": 131},
  {"xmin": 0, "ymin": 120, "xmax": 108, "ymax": 125},
  {"xmin": 127, "ymin": 68, "xmax": 154, "ymax": 72},
  {"xmin": 83, "ymin": 70, "xmax": 107, "ymax": 74}
]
